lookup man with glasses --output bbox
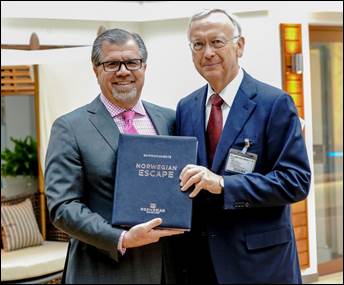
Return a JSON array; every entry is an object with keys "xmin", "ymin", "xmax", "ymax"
[
  {"xmin": 45, "ymin": 28, "xmax": 183, "ymax": 284},
  {"xmin": 176, "ymin": 9, "xmax": 311, "ymax": 283}
]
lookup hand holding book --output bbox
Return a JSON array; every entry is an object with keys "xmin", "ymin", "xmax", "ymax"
[
  {"xmin": 122, "ymin": 218, "xmax": 185, "ymax": 248},
  {"xmin": 180, "ymin": 164, "xmax": 224, "ymax": 198}
]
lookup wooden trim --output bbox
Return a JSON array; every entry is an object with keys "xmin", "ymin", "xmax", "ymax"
[
  {"xmin": 1, "ymin": 66, "xmax": 35, "ymax": 96},
  {"xmin": 292, "ymin": 200, "xmax": 307, "ymax": 213},
  {"xmin": 1, "ymin": 44, "xmax": 84, "ymax": 50},
  {"xmin": 33, "ymin": 64, "xmax": 46, "ymax": 240},
  {"xmin": 292, "ymin": 212, "xmax": 307, "ymax": 227},
  {"xmin": 296, "ymin": 239, "xmax": 309, "ymax": 252},
  {"xmin": 299, "ymin": 251, "xmax": 309, "ymax": 267},
  {"xmin": 29, "ymin": 33, "xmax": 47, "ymax": 240},
  {"xmin": 309, "ymin": 26, "xmax": 343, "ymax": 43},
  {"xmin": 294, "ymin": 225, "xmax": 308, "ymax": 240},
  {"xmin": 318, "ymin": 258, "xmax": 343, "ymax": 276},
  {"xmin": 30, "ymin": 33, "xmax": 40, "ymax": 50},
  {"xmin": 309, "ymin": 26, "xmax": 342, "ymax": 32},
  {"xmin": 280, "ymin": 23, "xmax": 310, "ymax": 269}
]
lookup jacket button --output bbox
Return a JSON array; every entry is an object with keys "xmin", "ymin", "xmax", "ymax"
[{"xmin": 245, "ymin": 202, "xmax": 250, "ymax": 208}]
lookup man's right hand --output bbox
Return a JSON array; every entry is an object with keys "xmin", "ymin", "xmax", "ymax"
[{"xmin": 122, "ymin": 218, "xmax": 184, "ymax": 249}]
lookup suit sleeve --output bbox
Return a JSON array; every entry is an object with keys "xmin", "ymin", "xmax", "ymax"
[
  {"xmin": 45, "ymin": 116, "xmax": 123, "ymax": 261},
  {"xmin": 223, "ymin": 93, "xmax": 311, "ymax": 209}
]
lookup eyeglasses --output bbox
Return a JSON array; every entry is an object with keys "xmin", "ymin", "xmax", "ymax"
[
  {"xmin": 189, "ymin": 36, "xmax": 240, "ymax": 52},
  {"xmin": 98, "ymin": 59, "xmax": 143, "ymax": 72}
]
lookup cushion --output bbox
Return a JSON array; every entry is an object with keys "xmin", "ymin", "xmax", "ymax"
[
  {"xmin": 1, "ymin": 241, "xmax": 68, "ymax": 281},
  {"xmin": 1, "ymin": 198, "xmax": 43, "ymax": 251}
]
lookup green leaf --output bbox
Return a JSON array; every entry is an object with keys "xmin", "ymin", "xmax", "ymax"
[{"xmin": 1, "ymin": 136, "xmax": 38, "ymax": 177}]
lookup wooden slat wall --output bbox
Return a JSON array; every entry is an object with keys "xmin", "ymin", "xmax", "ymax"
[
  {"xmin": 292, "ymin": 200, "xmax": 309, "ymax": 268},
  {"xmin": 280, "ymin": 24, "xmax": 310, "ymax": 269},
  {"xmin": 1, "ymin": 65, "xmax": 35, "ymax": 96}
]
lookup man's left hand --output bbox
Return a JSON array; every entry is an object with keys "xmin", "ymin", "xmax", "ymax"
[{"xmin": 179, "ymin": 164, "xmax": 223, "ymax": 198}]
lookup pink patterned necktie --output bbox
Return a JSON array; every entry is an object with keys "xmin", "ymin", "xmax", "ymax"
[{"xmin": 122, "ymin": 110, "xmax": 138, "ymax": 134}]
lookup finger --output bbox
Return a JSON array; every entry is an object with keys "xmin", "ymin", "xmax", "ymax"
[
  {"xmin": 180, "ymin": 167, "xmax": 201, "ymax": 188},
  {"xmin": 189, "ymin": 182, "xmax": 203, "ymax": 198},
  {"xmin": 181, "ymin": 172, "xmax": 203, "ymax": 191},
  {"xmin": 144, "ymin": 218, "xmax": 162, "ymax": 230},
  {"xmin": 154, "ymin": 229, "xmax": 185, "ymax": 237},
  {"xmin": 179, "ymin": 164, "xmax": 197, "ymax": 180},
  {"xmin": 173, "ymin": 230, "xmax": 186, "ymax": 234}
]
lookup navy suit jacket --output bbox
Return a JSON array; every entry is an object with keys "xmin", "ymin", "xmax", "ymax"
[{"xmin": 176, "ymin": 71, "xmax": 311, "ymax": 284}]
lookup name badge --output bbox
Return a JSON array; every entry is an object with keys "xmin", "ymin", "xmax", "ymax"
[
  {"xmin": 225, "ymin": 139, "xmax": 257, "ymax": 174},
  {"xmin": 225, "ymin": 149, "xmax": 257, "ymax": 174}
]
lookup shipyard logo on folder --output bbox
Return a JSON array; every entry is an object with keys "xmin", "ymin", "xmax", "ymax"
[{"xmin": 112, "ymin": 134, "xmax": 197, "ymax": 230}]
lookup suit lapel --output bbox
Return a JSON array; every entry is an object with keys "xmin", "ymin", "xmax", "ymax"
[
  {"xmin": 212, "ymin": 73, "xmax": 257, "ymax": 172},
  {"xmin": 87, "ymin": 96, "xmax": 120, "ymax": 152},
  {"xmin": 192, "ymin": 85, "xmax": 208, "ymax": 167},
  {"xmin": 143, "ymin": 102, "xmax": 168, "ymax": 135}
]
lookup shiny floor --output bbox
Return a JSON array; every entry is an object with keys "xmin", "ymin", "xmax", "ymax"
[{"xmin": 309, "ymin": 272, "xmax": 343, "ymax": 284}]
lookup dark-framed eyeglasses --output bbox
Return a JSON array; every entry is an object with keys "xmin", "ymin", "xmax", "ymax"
[
  {"xmin": 189, "ymin": 36, "xmax": 240, "ymax": 52},
  {"xmin": 98, "ymin": 58, "xmax": 143, "ymax": 72}
]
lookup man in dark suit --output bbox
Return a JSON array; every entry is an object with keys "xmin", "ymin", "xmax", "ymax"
[
  {"xmin": 177, "ymin": 9, "xmax": 311, "ymax": 284},
  {"xmin": 45, "ymin": 28, "xmax": 183, "ymax": 284}
]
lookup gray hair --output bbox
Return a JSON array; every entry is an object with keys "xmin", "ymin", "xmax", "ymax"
[
  {"xmin": 187, "ymin": 8, "xmax": 242, "ymax": 40},
  {"xmin": 91, "ymin": 28, "xmax": 148, "ymax": 66}
]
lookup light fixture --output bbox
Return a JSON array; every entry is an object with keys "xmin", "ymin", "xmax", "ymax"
[{"xmin": 291, "ymin": 53, "xmax": 303, "ymax": 74}]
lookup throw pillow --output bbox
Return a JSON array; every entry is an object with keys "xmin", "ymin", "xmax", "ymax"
[{"xmin": 1, "ymin": 198, "xmax": 43, "ymax": 251}]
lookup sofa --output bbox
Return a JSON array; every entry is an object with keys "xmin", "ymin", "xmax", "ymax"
[{"xmin": 1, "ymin": 192, "xmax": 69, "ymax": 284}]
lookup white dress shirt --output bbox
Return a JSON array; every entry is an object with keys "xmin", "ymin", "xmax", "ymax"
[{"xmin": 205, "ymin": 67, "xmax": 244, "ymax": 129}]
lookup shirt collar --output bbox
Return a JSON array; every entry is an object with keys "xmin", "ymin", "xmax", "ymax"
[
  {"xmin": 206, "ymin": 67, "xmax": 244, "ymax": 107},
  {"xmin": 100, "ymin": 94, "xmax": 146, "ymax": 117}
]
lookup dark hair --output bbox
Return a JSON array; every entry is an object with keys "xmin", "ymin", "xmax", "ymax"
[
  {"xmin": 188, "ymin": 8, "xmax": 242, "ymax": 40},
  {"xmin": 91, "ymin": 28, "xmax": 148, "ymax": 66}
]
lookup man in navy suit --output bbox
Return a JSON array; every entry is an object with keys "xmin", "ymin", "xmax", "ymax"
[{"xmin": 177, "ymin": 9, "xmax": 311, "ymax": 284}]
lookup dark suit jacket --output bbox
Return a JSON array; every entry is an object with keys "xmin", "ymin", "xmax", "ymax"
[
  {"xmin": 45, "ymin": 96, "xmax": 176, "ymax": 284},
  {"xmin": 176, "ymin": 71, "xmax": 311, "ymax": 284}
]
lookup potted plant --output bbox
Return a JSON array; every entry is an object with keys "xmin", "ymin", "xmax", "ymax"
[{"xmin": 1, "ymin": 136, "xmax": 38, "ymax": 197}]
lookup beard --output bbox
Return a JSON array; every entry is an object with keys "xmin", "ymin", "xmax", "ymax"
[{"xmin": 111, "ymin": 86, "xmax": 138, "ymax": 105}]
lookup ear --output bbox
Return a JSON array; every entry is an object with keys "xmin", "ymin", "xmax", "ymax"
[
  {"xmin": 93, "ymin": 65, "xmax": 98, "ymax": 76},
  {"xmin": 236, "ymin": 36, "xmax": 245, "ymax": 58},
  {"xmin": 93, "ymin": 65, "xmax": 101, "ymax": 83}
]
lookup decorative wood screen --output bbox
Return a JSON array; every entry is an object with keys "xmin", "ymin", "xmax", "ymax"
[
  {"xmin": 1, "ymin": 64, "xmax": 46, "ymax": 238},
  {"xmin": 280, "ymin": 24, "xmax": 309, "ymax": 269},
  {"xmin": 1, "ymin": 65, "xmax": 35, "ymax": 96}
]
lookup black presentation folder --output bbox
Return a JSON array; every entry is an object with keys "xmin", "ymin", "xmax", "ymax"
[{"xmin": 112, "ymin": 134, "xmax": 197, "ymax": 230}]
